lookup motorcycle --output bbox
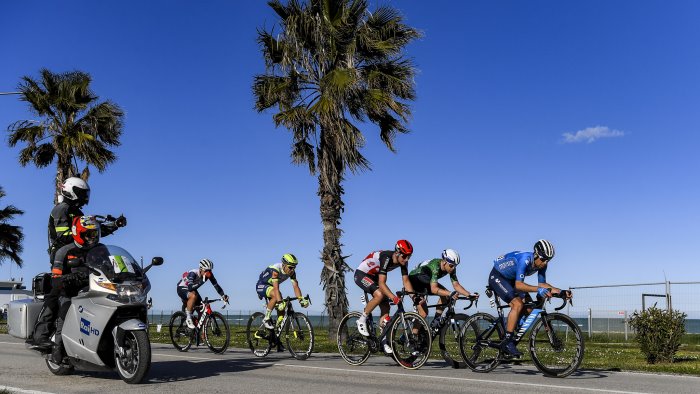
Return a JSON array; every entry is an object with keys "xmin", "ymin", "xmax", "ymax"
[{"xmin": 40, "ymin": 244, "xmax": 162, "ymax": 384}]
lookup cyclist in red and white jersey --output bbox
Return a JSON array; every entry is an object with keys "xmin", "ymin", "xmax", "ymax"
[{"xmin": 353, "ymin": 240, "xmax": 415, "ymax": 353}]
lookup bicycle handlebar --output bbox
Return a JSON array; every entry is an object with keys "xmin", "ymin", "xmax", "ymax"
[{"xmin": 273, "ymin": 294, "xmax": 311, "ymax": 307}]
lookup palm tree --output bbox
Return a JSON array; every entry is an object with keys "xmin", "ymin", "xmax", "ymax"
[
  {"xmin": 253, "ymin": 0, "xmax": 420, "ymax": 336},
  {"xmin": 0, "ymin": 186, "xmax": 24, "ymax": 268},
  {"xmin": 7, "ymin": 68, "xmax": 124, "ymax": 203}
]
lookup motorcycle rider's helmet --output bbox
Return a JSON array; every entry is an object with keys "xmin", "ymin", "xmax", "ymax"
[
  {"xmin": 395, "ymin": 239, "xmax": 413, "ymax": 256},
  {"xmin": 61, "ymin": 177, "xmax": 90, "ymax": 206},
  {"xmin": 442, "ymin": 249, "xmax": 460, "ymax": 266},
  {"xmin": 72, "ymin": 216, "xmax": 100, "ymax": 248},
  {"xmin": 534, "ymin": 239, "xmax": 555, "ymax": 261},
  {"xmin": 199, "ymin": 258, "xmax": 214, "ymax": 272},
  {"xmin": 282, "ymin": 253, "xmax": 298, "ymax": 266}
]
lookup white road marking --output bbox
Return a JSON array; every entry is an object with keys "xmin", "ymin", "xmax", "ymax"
[
  {"xmin": 0, "ymin": 385, "xmax": 55, "ymax": 394},
  {"xmin": 273, "ymin": 363, "xmax": 650, "ymax": 394}
]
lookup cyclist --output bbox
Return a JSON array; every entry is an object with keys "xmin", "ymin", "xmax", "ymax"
[
  {"xmin": 177, "ymin": 259, "xmax": 230, "ymax": 329},
  {"xmin": 31, "ymin": 216, "xmax": 102, "ymax": 363},
  {"xmin": 409, "ymin": 249, "xmax": 477, "ymax": 333},
  {"xmin": 256, "ymin": 253, "xmax": 309, "ymax": 330},
  {"xmin": 354, "ymin": 239, "xmax": 415, "ymax": 354},
  {"xmin": 48, "ymin": 177, "xmax": 125, "ymax": 266},
  {"xmin": 489, "ymin": 239, "xmax": 569, "ymax": 357}
]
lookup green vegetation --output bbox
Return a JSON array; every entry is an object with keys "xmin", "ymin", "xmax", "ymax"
[
  {"xmin": 629, "ymin": 306, "xmax": 687, "ymax": 363},
  {"xmin": 7, "ymin": 68, "xmax": 124, "ymax": 203},
  {"xmin": 0, "ymin": 186, "xmax": 24, "ymax": 268}
]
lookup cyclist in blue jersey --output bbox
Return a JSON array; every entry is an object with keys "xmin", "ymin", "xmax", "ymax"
[{"xmin": 488, "ymin": 239, "xmax": 570, "ymax": 357}]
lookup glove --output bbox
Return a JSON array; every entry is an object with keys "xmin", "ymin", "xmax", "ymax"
[
  {"xmin": 223, "ymin": 294, "xmax": 230, "ymax": 304},
  {"xmin": 299, "ymin": 297, "xmax": 309, "ymax": 308},
  {"xmin": 537, "ymin": 287, "xmax": 551, "ymax": 298},
  {"xmin": 277, "ymin": 300, "xmax": 287, "ymax": 311},
  {"xmin": 392, "ymin": 295, "xmax": 400, "ymax": 305},
  {"xmin": 115, "ymin": 215, "xmax": 127, "ymax": 228}
]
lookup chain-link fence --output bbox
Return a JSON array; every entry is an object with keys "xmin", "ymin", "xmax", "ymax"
[{"xmin": 565, "ymin": 281, "xmax": 700, "ymax": 340}]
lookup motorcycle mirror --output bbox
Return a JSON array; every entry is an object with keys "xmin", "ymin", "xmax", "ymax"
[{"xmin": 151, "ymin": 257, "xmax": 164, "ymax": 266}]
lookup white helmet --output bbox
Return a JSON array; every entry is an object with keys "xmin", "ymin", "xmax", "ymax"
[
  {"xmin": 61, "ymin": 177, "xmax": 90, "ymax": 206},
  {"xmin": 442, "ymin": 249, "xmax": 460, "ymax": 266},
  {"xmin": 199, "ymin": 258, "xmax": 214, "ymax": 271}
]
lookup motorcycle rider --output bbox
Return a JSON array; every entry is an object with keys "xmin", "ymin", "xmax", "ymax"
[
  {"xmin": 30, "ymin": 216, "xmax": 103, "ymax": 364},
  {"xmin": 47, "ymin": 177, "xmax": 126, "ymax": 265}
]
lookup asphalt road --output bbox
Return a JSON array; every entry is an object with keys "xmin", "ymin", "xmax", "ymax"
[{"xmin": 0, "ymin": 334, "xmax": 697, "ymax": 394}]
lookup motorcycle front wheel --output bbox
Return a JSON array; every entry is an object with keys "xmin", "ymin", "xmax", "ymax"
[{"xmin": 114, "ymin": 330, "xmax": 151, "ymax": 384}]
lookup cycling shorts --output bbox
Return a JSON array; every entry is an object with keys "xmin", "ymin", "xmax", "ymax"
[
  {"xmin": 489, "ymin": 268, "xmax": 526, "ymax": 303},
  {"xmin": 408, "ymin": 275, "xmax": 446, "ymax": 296},
  {"xmin": 354, "ymin": 270, "xmax": 380, "ymax": 294},
  {"xmin": 256, "ymin": 283, "xmax": 275, "ymax": 300},
  {"xmin": 177, "ymin": 286, "xmax": 201, "ymax": 304}
]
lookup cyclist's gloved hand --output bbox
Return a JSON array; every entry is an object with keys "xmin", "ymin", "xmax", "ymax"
[
  {"xmin": 277, "ymin": 300, "xmax": 287, "ymax": 311},
  {"xmin": 223, "ymin": 294, "xmax": 230, "ymax": 304},
  {"xmin": 392, "ymin": 295, "xmax": 401, "ymax": 305},
  {"xmin": 115, "ymin": 215, "xmax": 127, "ymax": 227},
  {"xmin": 537, "ymin": 287, "xmax": 551, "ymax": 298},
  {"xmin": 299, "ymin": 297, "xmax": 309, "ymax": 308}
]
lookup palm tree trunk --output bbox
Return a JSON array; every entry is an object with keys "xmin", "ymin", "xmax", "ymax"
[
  {"xmin": 318, "ymin": 133, "xmax": 350, "ymax": 340},
  {"xmin": 54, "ymin": 153, "xmax": 76, "ymax": 205}
]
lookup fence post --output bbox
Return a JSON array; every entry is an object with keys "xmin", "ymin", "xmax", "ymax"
[
  {"xmin": 666, "ymin": 280, "xmax": 672, "ymax": 310},
  {"xmin": 624, "ymin": 310, "xmax": 628, "ymax": 341},
  {"xmin": 588, "ymin": 308, "xmax": 592, "ymax": 339}
]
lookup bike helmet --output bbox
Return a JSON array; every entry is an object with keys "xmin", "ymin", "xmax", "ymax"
[
  {"xmin": 199, "ymin": 258, "xmax": 214, "ymax": 271},
  {"xmin": 534, "ymin": 239, "xmax": 555, "ymax": 261},
  {"xmin": 395, "ymin": 239, "xmax": 413, "ymax": 256},
  {"xmin": 61, "ymin": 177, "xmax": 90, "ymax": 206},
  {"xmin": 72, "ymin": 216, "xmax": 100, "ymax": 248},
  {"xmin": 442, "ymin": 249, "xmax": 460, "ymax": 266},
  {"xmin": 282, "ymin": 253, "xmax": 298, "ymax": 266}
]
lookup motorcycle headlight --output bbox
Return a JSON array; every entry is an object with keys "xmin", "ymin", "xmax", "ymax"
[{"xmin": 107, "ymin": 283, "xmax": 146, "ymax": 304}]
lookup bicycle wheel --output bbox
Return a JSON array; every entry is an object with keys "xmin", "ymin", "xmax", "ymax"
[
  {"xmin": 337, "ymin": 311, "xmax": 372, "ymax": 366},
  {"xmin": 204, "ymin": 312, "xmax": 231, "ymax": 354},
  {"xmin": 459, "ymin": 312, "xmax": 502, "ymax": 373},
  {"xmin": 389, "ymin": 312, "xmax": 432, "ymax": 370},
  {"xmin": 169, "ymin": 311, "xmax": 193, "ymax": 352},
  {"xmin": 284, "ymin": 312, "xmax": 314, "ymax": 360},
  {"xmin": 439, "ymin": 313, "xmax": 469, "ymax": 368},
  {"xmin": 529, "ymin": 313, "xmax": 584, "ymax": 378},
  {"xmin": 246, "ymin": 312, "xmax": 272, "ymax": 357}
]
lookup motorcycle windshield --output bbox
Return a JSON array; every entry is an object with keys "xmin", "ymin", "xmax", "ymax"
[{"xmin": 85, "ymin": 244, "xmax": 145, "ymax": 282}]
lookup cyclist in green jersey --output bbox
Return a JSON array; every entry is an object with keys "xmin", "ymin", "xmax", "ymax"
[{"xmin": 408, "ymin": 249, "xmax": 477, "ymax": 328}]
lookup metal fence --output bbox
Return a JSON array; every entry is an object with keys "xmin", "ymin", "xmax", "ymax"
[{"xmin": 566, "ymin": 281, "xmax": 700, "ymax": 339}]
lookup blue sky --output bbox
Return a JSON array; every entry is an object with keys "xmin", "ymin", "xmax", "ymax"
[{"xmin": 1, "ymin": 1, "xmax": 699, "ymax": 313}]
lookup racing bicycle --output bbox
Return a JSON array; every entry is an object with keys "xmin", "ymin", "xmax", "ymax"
[
  {"xmin": 419, "ymin": 292, "xmax": 479, "ymax": 368},
  {"xmin": 169, "ymin": 297, "xmax": 230, "ymax": 354},
  {"xmin": 459, "ymin": 288, "xmax": 584, "ymax": 377},
  {"xmin": 337, "ymin": 290, "xmax": 432, "ymax": 370},
  {"xmin": 246, "ymin": 295, "xmax": 314, "ymax": 360}
]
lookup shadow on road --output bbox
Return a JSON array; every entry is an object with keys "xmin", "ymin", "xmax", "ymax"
[
  {"xmin": 145, "ymin": 356, "xmax": 275, "ymax": 383},
  {"xmin": 487, "ymin": 363, "xmax": 610, "ymax": 379}
]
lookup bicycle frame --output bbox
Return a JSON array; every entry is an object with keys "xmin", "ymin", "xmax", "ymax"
[{"xmin": 481, "ymin": 289, "xmax": 569, "ymax": 350}]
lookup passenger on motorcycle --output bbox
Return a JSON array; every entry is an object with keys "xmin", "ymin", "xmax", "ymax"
[
  {"xmin": 176, "ymin": 258, "xmax": 229, "ymax": 329},
  {"xmin": 31, "ymin": 216, "xmax": 102, "ymax": 363},
  {"xmin": 353, "ymin": 240, "xmax": 415, "ymax": 354},
  {"xmin": 255, "ymin": 254, "xmax": 309, "ymax": 330},
  {"xmin": 47, "ymin": 177, "xmax": 126, "ymax": 265}
]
